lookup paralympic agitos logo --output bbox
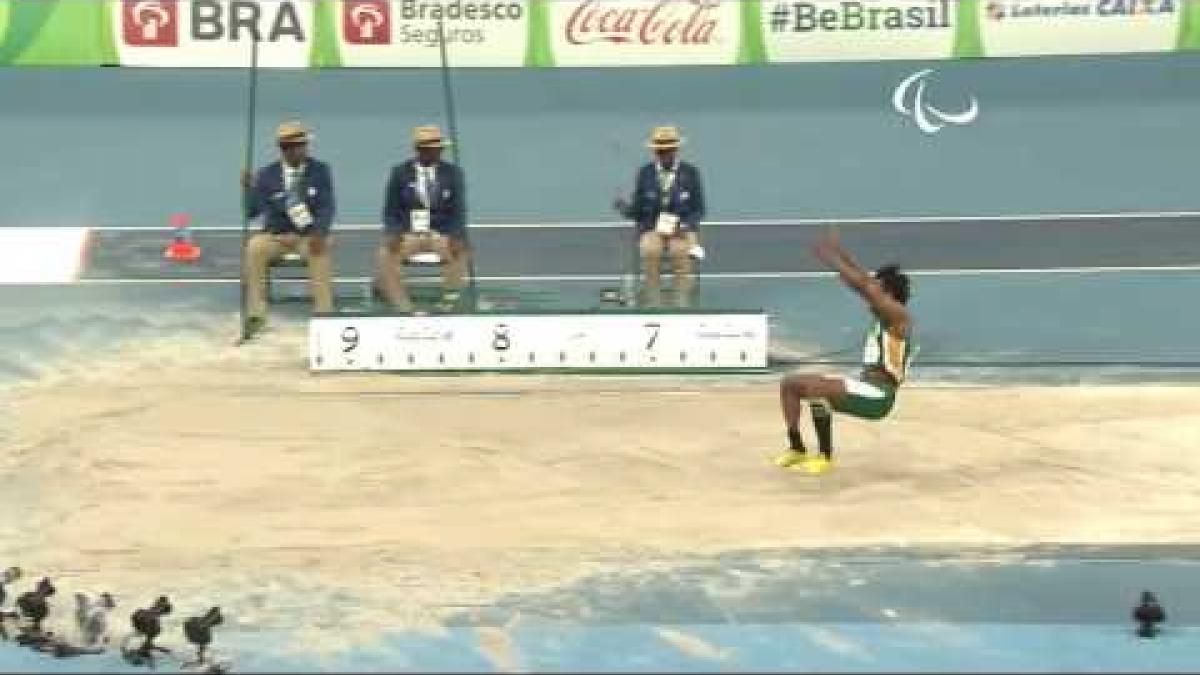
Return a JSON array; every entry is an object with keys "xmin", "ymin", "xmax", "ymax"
[{"xmin": 892, "ymin": 68, "xmax": 979, "ymax": 135}]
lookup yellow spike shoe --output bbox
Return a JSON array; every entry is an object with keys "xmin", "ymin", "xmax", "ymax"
[
  {"xmin": 774, "ymin": 450, "xmax": 806, "ymax": 469},
  {"xmin": 801, "ymin": 456, "xmax": 833, "ymax": 475}
]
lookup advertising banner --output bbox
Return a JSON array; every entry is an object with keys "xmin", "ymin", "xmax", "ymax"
[
  {"xmin": 0, "ymin": 0, "xmax": 1198, "ymax": 67},
  {"xmin": 112, "ymin": 0, "xmax": 315, "ymax": 67},
  {"xmin": 332, "ymin": 0, "xmax": 530, "ymax": 67},
  {"xmin": 543, "ymin": 0, "xmax": 742, "ymax": 67},
  {"xmin": 762, "ymin": 0, "xmax": 960, "ymax": 62},
  {"xmin": 978, "ymin": 0, "xmax": 1183, "ymax": 57}
]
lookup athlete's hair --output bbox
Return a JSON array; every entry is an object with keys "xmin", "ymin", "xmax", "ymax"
[{"xmin": 874, "ymin": 264, "xmax": 911, "ymax": 304}]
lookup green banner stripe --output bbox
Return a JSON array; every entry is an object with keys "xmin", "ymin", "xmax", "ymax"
[
  {"xmin": 1177, "ymin": 0, "xmax": 1200, "ymax": 51},
  {"xmin": 953, "ymin": 0, "xmax": 984, "ymax": 58},
  {"xmin": 312, "ymin": 0, "xmax": 341, "ymax": 68},
  {"xmin": 737, "ymin": 0, "xmax": 765, "ymax": 65},
  {"xmin": 13, "ymin": 0, "xmax": 110, "ymax": 66},
  {"xmin": 0, "ymin": 2, "xmax": 10, "ymax": 58},
  {"xmin": 524, "ymin": 0, "xmax": 553, "ymax": 68},
  {"xmin": 0, "ymin": 0, "xmax": 59, "ymax": 65},
  {"xmin": 97, "ymin": 0, "xmax": 118, "ymax": 65}
]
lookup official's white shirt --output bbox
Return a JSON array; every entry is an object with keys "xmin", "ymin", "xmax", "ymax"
[
  {"xmin": 417, "ymin": 162, "xmax": 438, "ymax": 208},
  {"xmin": 283, "ymin": 162, "xmax": 305, "ymax": 194},
  {"xmin": 657, "ymin": 161, "xmax": 678, "ymax": 207}
]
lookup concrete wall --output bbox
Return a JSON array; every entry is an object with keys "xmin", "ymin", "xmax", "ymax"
[{"xmin": 1, "ymin": 52, "xmax": 1198, "ymax": 228}]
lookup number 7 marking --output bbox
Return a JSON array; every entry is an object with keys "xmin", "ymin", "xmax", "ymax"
[{"xmin": 644, "ymin": 322, "xmax": 662, "ymax": 350}]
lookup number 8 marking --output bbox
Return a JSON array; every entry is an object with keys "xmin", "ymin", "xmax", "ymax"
[{"xmin": 492, "ymin": 324, "xmax": 512, "ymax": 351}]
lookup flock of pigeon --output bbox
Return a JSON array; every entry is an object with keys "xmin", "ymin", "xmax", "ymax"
[
  {"xmin": 0, "ymin": 561, "xmax": 1173, "ymax": 671},
  {"xmin": 0, "ymin": 566, "xmax": 229, "ymax": 672}
]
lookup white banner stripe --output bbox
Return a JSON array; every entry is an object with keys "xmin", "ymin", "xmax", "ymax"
[{"xmin": 0, "ymin": 227, "xmax": 91, "ymax": 284}]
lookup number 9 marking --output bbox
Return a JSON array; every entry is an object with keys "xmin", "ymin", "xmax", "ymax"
[{"xmin": 341, "ymin": 326, "xmax": 360, "ymax": 353}]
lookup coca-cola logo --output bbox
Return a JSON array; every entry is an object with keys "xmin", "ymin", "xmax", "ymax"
[
  {"xmin": 344, "ymin": 0, "xmax": 391, "ymax": 45},
  {"xmin": 565, "ymin": 0, "xmax": 721, "ymax": 46},
  {"xmin": 123, "ymin": 0, "xmax": 179, "ymax": 47}
]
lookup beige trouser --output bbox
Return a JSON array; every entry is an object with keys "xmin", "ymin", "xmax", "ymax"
[
  {"xmin": 639, "ymin": 230, "xmax": 699, "ymax": 307},
  {"xmin": 243, "ymin": 233, "xmax": 334, "ymax": 319},
  {"xmin": 376, "ymin": 232, "xmax": 470, "ymax": 311}
]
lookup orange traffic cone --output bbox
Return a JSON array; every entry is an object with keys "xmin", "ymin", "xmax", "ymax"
[{"xmin": 164, "ymin": 213, "xmax": 202, "ymax": 263}]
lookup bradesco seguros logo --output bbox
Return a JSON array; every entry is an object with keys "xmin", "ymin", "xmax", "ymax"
[
  {"xmin": 550, "ymin": 0, "xmax": 740, "ymax": 66},
  {"xmin": 115, "ymin": 0, "xmax": 314, "ymax": 67},
  {"xmin": 337, "ymin": 1, "xmax": 528, "ymax": 67}
]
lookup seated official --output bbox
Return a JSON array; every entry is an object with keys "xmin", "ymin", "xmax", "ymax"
[
  {"xmin": 240, "ymin": 121, "xmax": 336, "ymax": 334},
  {"xmin": 376, "ymin": 125, "xmax": 470, "ymax": 312},
  {"xmin": 614, "ymin": 125, "xmax": 706, "ymax": 308}
]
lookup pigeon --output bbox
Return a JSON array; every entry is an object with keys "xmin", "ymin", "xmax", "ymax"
[
  {"xmin": 183, "ymin": 606, "xmax": 223, "ymax": 665},
  {"xmin": 1133, "ymin": 590, "xmax": 1166, "ymax": 638}
]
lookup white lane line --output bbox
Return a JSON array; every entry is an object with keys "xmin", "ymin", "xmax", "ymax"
[
  {"xmin": 74, "ymin": 209, "xmax": 1200, "ymax": 232},
  {"xmin": 48, "ymin": 265, "xmax": 1200, "ymax": 286}
]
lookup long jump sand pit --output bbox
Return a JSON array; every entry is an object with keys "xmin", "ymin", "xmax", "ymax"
[{"xmin": 2, "ymin": 327, "xmax": 1199, "ymax": 641}]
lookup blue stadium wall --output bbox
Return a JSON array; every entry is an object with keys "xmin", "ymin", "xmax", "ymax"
[{"xmin": 0, "ymin": 52, "xmax": 1198, "ymax": 228}]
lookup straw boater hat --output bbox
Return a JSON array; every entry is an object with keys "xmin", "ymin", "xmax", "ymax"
[
  {"xmin": 413, "ymin": 125, "xmax": 452, "ymax": 148},
  {"xmin": 646, "ymin": 125, "xmax": 684, "ymax": 149},
  {"xmin": 275, "ymin": 121, "xmax": 312, "ymax": 145}
]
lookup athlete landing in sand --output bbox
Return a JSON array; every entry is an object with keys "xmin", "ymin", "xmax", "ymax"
[{"xmin": 777, "ymin": 228, "xmax": 916, "ymax": 475}]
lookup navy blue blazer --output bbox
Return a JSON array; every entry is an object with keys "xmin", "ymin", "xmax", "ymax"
[
  {"xmin": 382, "ymin": 160, "xmax": 467, "ymax": 236},
  {"xmin": 626, "ymin": 161, "xmax": 706, "ymax": 233},
  {"xmin": 245, "ymin": 159, "xmax": 336, "ymax": 236}
]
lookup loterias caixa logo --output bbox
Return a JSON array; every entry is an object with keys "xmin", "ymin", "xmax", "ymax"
[{"xmin": 985, "ymin": 0, "xmax": 1177, "ymax": 21}]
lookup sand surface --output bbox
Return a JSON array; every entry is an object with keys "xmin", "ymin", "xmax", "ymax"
[{"xmin": 1, "ymin": 325, "xmax": 1198, "ymax": 649}]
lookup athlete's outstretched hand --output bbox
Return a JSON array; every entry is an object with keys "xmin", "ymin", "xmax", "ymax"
[{"xmin": 812, "ymin": 227, "xmax": 842, "ymax": 269}]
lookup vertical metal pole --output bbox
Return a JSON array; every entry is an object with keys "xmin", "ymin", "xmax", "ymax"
[{"xmin": 237, "ymin": 37, "xmax": 261, "ymax": 343}]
